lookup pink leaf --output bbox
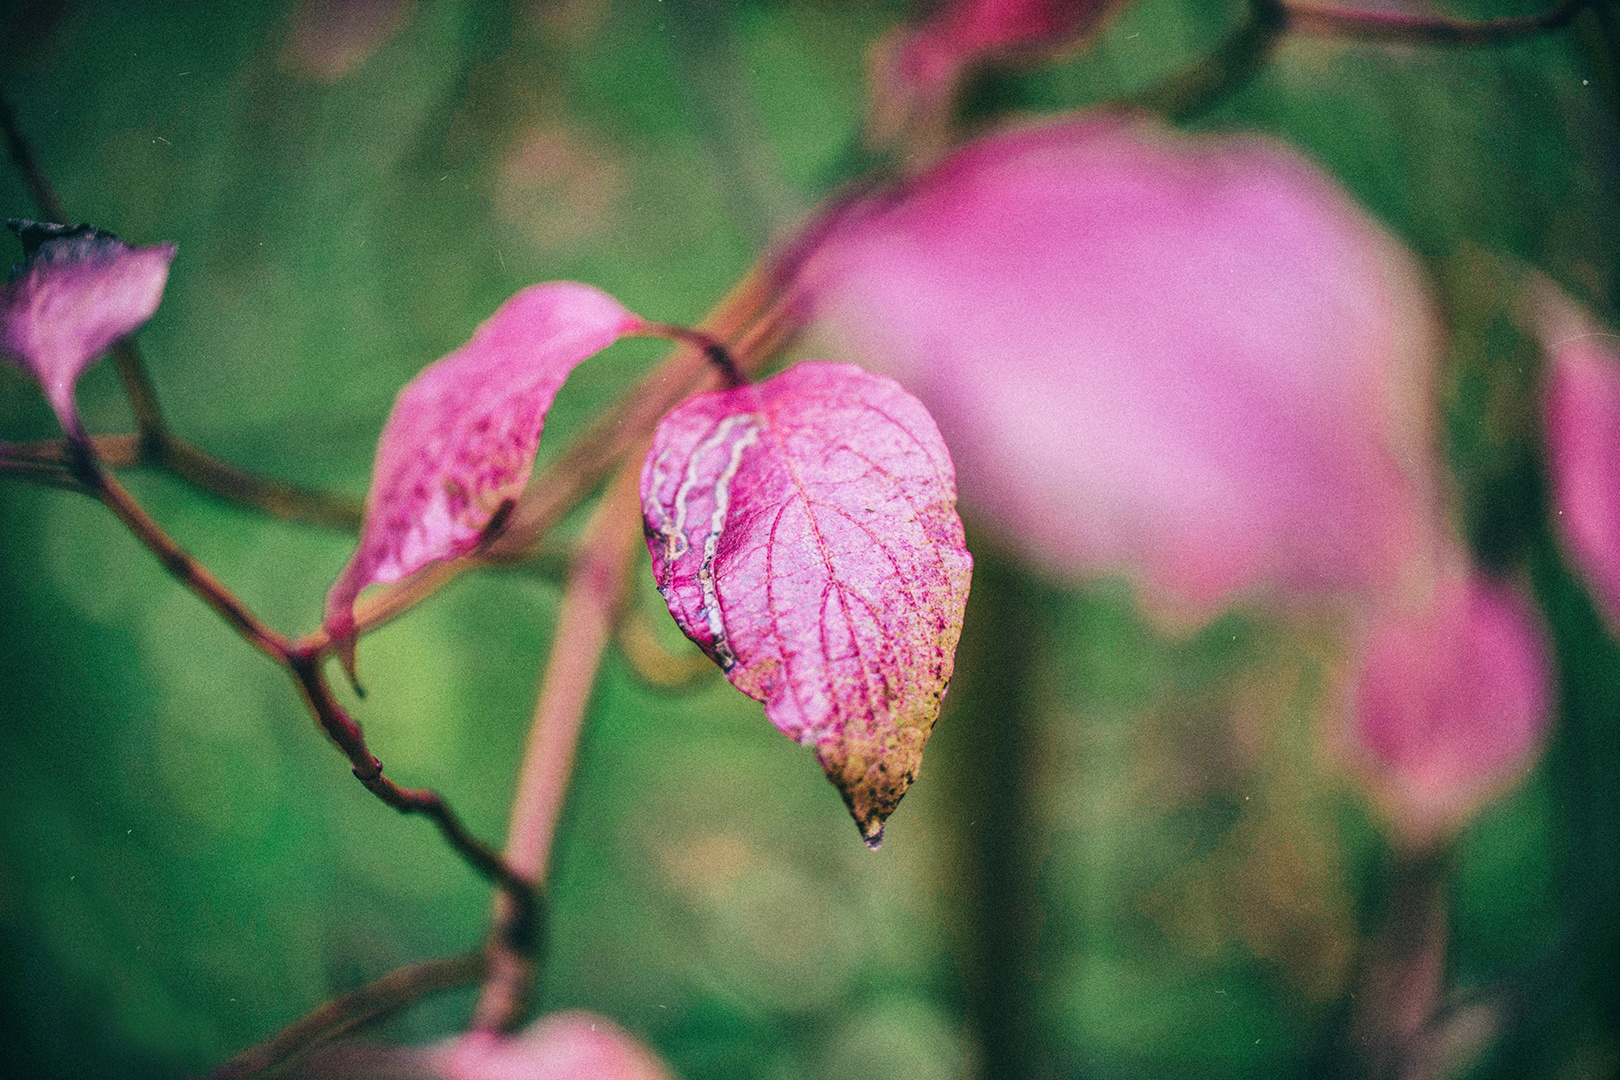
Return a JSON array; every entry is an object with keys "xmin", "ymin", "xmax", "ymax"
[
  {"xmin": 869, "ymin": 0, "xmax": 1125, "ymax": 151},
  {"xmin": 794, "ymin": 113, "xmax": 1556, "ymax": 837},
  {"xmin": 802, "ymin": 113, "xmax": 1443, "ymax": 614},
  {"xmin": 442, "ymin": 1013, "xmax": 673, "ymax": 1080},
  {"xmin": 285, "ymin": 1011, "xmax": 674, "ymax": 1080},
  {"xmin": 895, "ymin": 0, "xmax": 1119, "ymax": 84},
  {"xmin": 0, "ymin": 221, "xmax": 176, "ymax": 436},
  {"xmin": 1354, "ymin": 572, "xmax": 1552, "ymax": 844},
  {"xmin": 324, "ymin": 282, "xmax": 643, "ymax": 650},
  {"xmin": 1536, "ymin": 281, "xmax": 1620, "ymax": 630},
  {"xmin": 641, "ymin": 361, "xmax": 972, "ymax": 848}
]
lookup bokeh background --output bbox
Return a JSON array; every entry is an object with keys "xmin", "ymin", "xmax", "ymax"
[{"xmin": 2, "ymin": 1, "xmax": 1619, "ymax": 1077}]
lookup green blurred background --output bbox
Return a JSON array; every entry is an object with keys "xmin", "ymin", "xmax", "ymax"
[{"xmin": 2, "ymin": 1, "xmax": 1618, "ymax": 1077}]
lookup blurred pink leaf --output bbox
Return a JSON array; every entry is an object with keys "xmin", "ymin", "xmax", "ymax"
[
  {"xmin": 797, "ymin": 112, "xmax": 1555, "ymax": 837},
  {"xmin": 804, "ymin": 113, "xmax": 1444, "ymax": 614},
  {"xmin": 286, "ymin": 1011, "xmax": 672, "ymax": 1080},
  {"xmin": 1537, "ymin": 280, "xmax": 1620, "ymax": 630},
  {"xmin": 869, "ymin": 0, "xmax": 1126, "ymax": 153},
  {"xmin": 642, "ymin": 360, "xmax": 972, "ymax": 847},
  {"xmin": 0, "ymin": 220, "xmax": 175, "ymax": 437},
  {"xmin": 324, "ymin": 282, "xmax": 643, "ymax": 653},
  {"xmin": 1354, "ymin": 572, "xmax": 1551, "ymax": 844},
  {"xmin": 442, "ymin": 1013, "xmax": 672, "ymax": 1080}
]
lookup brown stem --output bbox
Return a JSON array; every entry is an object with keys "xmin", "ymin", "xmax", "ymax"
[
  {"xmin": 0, "ymin": 455, "xmax": 89, "ymax": 493},
  {"xmin": 0, "ymin": 86, "xmax": 65, "ymax": 222},
  {"xmin": 207, "ymin": 950, "xmax": 485, "ymax": 1080},
  {"xmin": 1284, "ymin": 0, "xmax": 1594, "ymax": 45},
  {"xmin": 1347, "ymin": 852, "xmax": 1449, "ymax": 1080},
  {"xmin": 155, "ymin": 435, "xmax": 363, "ymax": 529},
  {"xmin": 471, "ymin": 465, "xmax": 646, "ymax": 1032},
  {"xmin": 74, "ymin": 444, "xmax": 293, "ymax": 661},
  {"xmin": 4, "ymin": 431, "xmax": 358, "ymax": 526},
  {"xmin": 61, "ymin": 435, "xmax": 532, "ymax": 917},
  {"xmin": 285, "ymin": 647, "xmax": 541, "ymax": 949},
  {"xmin": 639, "ymin": 321, "xmax": 748, "ymax": 388},
  {"xmin": 108, "ymin": 338, "xmax": 169, "ymax": 443},
  {"xmin": 1132, "ymin": 0, "xmax": 1289, "ymax": 122},
  {"xmin": 6, "ymin": 433, "xmax": 141, "ymax": 467}
]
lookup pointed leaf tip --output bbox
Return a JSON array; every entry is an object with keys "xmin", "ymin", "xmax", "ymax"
[
  {"xmin": 642, "ymin": 361, "xmax": 972, "ymax": 844},
  {"xmin": 0, "ymin": 220, "xmax": 176, "ymax": 435},
  {"xmin": 323, "ymin": 282, "xmax": 642, "ymax": 647}
]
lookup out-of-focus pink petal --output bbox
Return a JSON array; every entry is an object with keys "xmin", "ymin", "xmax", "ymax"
[
  {"xmin": 642, "ymin": 361, "xmax": 972, "ymax": 847},
  {"xmin": 1354, "ymin": 572, "xmax": 1552, "ymax": 843},
  {"xmin": 0, "ymin": 221, "xmax": 175, "ymax": 436},
  {"xmin": 1536, "ymin": 281, "xmax": 1620, "ymax": 629},
  {"xmin": 901, "ymin": 0, "xmax": 1119, "ymax": 81},
  {"xmin": 441, "ymin": 1013, "xmax": 673, "ymax": 1080},
  {"xmin": 282, "ymin": 1012, "xmax": 673, "ymax": 1080},
  {"xmin": 869, "ymin": 0, "xmax": 1126, "ymax": 152},
  {"xmin": 323, "ymin": 282, "xmax": 643, "ymax": 650},
  {"xmin": 803, "ymin": 113, "xmax": 1443, "ymax": 614}
]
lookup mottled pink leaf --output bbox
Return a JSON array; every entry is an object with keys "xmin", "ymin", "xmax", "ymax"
[
  {"xmin": 1354, "ymin": 572, "xmax": 1551, "ymax": 843},
  {"xmin": 324, "ymin": 282, "xmax": 643, "ymax": 650},
  {"xmin": 1536, "ymin": 281, "xmax": 1620, "ymax": 630},
  {"xmin": 0, "ymin": 220, "xmax": 176, "ymax": 436},
  {"xmin": 642, "ymin": 361, "xmax": 972, "ymax": 848},
  {"xmin": 803, "ymin": 113, "xmax": 1444, "ymax": 614}
]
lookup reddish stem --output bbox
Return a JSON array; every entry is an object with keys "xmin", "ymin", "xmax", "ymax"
[
  {"xmin": 208, "ymin": 950, "xmax": 485, "ymax": 1079},
  {"xmin": 73, "ymin": 443, "xmax": 293, "ymax": 661},
  {"xmin": 471, "ymin": 465, "xmax": 646, "ymax": 1032},
  {"xmin": 60, "ymin": 435, "xmax": 536, "ymax": 931},
  {"xmin": 1285, "ymin": 0, "xmax": 1594, "ymax": 45}
]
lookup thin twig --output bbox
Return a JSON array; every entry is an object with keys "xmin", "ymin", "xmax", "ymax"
[
  {"xmin": 0, "ymin": 87, "xmax": 65, "ymax": 221},
  {"xmin": 471, "ymin": 465, "xmax": 647, "ymax": 1033},
  {"xmin": 108, "ymin": 338, "xmax": 168, "ymax": 444},
  {"xmin": 63, "ymin": 434, "xmax": 535, "ymax": 923},
  {"xmin": 0, "ymin": 453, "xmax": 90, "ymax": 493},
  {"xmin": 7, "ymin": 432, "xmax": 141, "ymax": 466},
  {"xmin": 156, "ymin": 436, "xmax": 362, "ymax": 529},
  {"xmin": 73, "ymin": 444, "xmax": 293, "ymax": 661},
  {"xmin": 286, "ymin": 647, "xmax": 541, "ymax": 948},
  {"xmin": 208, "ymin": 951, "xmax": 486, "ymax": 1080},
  {"xmin": 1132, "ymin": 0, "xmax": 1290, "ymax": 122},
  {"xmin": 1284, "ymin": 0, "xmax": 1594, "ymax": 45},
  {"xmin": 640, "ymin": 321, "xmax": 748, "ymax": 388},
  {"xmin": 2, "ymin": 433, "xmax": 358, "ymax": 530}
]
